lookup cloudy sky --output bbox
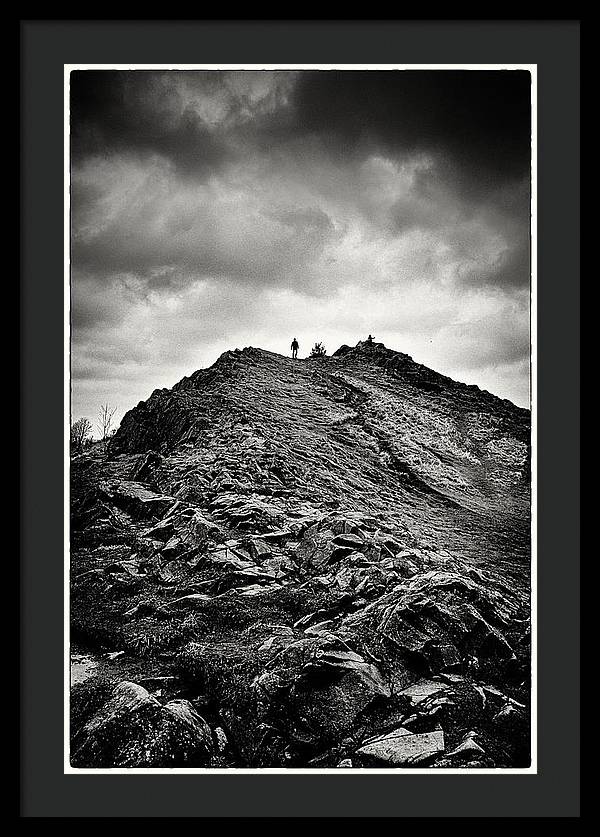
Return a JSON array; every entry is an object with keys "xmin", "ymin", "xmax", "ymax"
[{"xmin": 70, "ymin": 69, "xmax": 531, "ymax": 429}]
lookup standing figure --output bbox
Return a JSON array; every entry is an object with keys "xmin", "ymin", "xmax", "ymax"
[
  {"xmin": 366, "ymin": 334, "xmax": 374, "ymax": 345},
  {"xmin": 291, "ymin": 337, "xmax": 299, "ymax": 359}
]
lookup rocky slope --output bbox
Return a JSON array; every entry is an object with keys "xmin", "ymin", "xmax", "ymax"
[{"xmin": 70, "ymin": 341, "xmax": 531, "ymax": 768}]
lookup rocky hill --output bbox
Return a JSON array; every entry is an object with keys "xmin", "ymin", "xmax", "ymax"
[{"xmin": 70, "ymin": 341, "xmax": 531, "ymax": 769}]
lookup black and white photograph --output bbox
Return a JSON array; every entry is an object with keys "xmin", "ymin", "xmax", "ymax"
[{"xmin": 68, "ymin": 66, "xmax": 534, "ymax": 771}]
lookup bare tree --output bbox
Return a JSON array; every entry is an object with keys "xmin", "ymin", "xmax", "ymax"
[
  {"xmin": 97, "ymin": 404, "xmax": 117, "ymax": 444},
  {"xmin": 70, "ymin": 417, "xmax": 92, "ymax": 453}
]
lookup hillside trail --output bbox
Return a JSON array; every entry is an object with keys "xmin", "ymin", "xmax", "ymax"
[
  {"xmin": 70, "ymin": 342, "xmax": 531, "ymax": 769},
  {"xmin": 173, "ymin": 348, "xmax": 529, "ymax": 593}
]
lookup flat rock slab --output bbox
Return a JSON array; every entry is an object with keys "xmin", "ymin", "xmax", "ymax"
[
  {"xmin": 400, "ymin": 678, "xmax": 449, "ymax": 704},
  {"xmin": 357, "ymin": 726, "xmax": 445, "ymax": 766},
  {"xmin": 101, "ymin": 481, "xmax": 175, "ymax": 519},
  {"xmin": 332, "ymin": 533, "xmax": 365, "ymax": 550},
  {"xmin": 309, "ymin": 649, "xmax": 391, "ymax": 697},
  {"xmin": 163, "ymin": 593, "xmax": 212, "ymax": 610},
  {"xmin": 262, "ymin": 529, "xmax": 293, "ymax": 543}
]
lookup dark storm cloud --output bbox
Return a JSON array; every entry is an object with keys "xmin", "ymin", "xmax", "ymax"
[
  {"xmin": 71, "ymin": 70, "xmax": 530, "ymax": 187},
  {"xmin": 70, "ymin": 70, "xmax": 299, "ymax": 179},
  {"xmin": 70, "ymin": 69, "xmax": 532, "ymax": 426},
  {"xmin": 70, "ymin": 71, "xmax": 233, "ymax": 178},
  {"xmin": 292, "ymin": 71, "xmax": 531, "ymax": 189}
]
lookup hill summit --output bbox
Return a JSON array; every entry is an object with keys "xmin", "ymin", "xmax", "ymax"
[{"xmin": 70, "ymin": 341, "xmax": 531, "ymax": 769}]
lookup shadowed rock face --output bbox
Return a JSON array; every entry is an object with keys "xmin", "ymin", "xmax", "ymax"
[{"xmin": 71, "ymin": 342, "xmax": 531, "ymax": 769}]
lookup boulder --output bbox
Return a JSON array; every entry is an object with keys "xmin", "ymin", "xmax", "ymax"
[
  {"xmin": 71, "ymin": 681, "xmax": 213, "ymax": 768},
  {"xmin": 290, "ymin": 648, "xmax": 392, "ymax": 742},
  {"xmin": 303, "ymin": 648, "xmax": 391, "ymax": 697}
]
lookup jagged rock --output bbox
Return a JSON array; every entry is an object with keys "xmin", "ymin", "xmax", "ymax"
[
  {"xmin": 380, "ymin": 552, "xmax": 420, "ymax": 577},
  {"xmin": 209, "ymin": 494, "xmax": 284, "ymax": 529},
  {"xmin": 261, "ymin": 556, "xmax": 297, "ymax": 577},
  {"xmin": 332, "ymin": 533, "xmax": 365, "ymax": 550},
  {"xmin": 99, "ymin": 481, "xmax": 175, "ymax": 520},
  {"xmin": 72, "ymin": 342, "xmax": 531, "ymax": 768},
  {"xmin": 303, "ymin": 620, "xmax": 335, "ymax": 636},
  {"xmin": 261, "ymin": 528, "xmax": 293, "ymax": 543},
  {"xmin": 145, "ymin": 505, "xmax": 220, "ymax": 550},
  {"xmin": 334, "ymin": 567, "xmax": 357, "ymax": 592},
  {"xmin": 445, "ymin": 730, "xmax": 486, "ymax": 760},
  {"xmin": 377, "ymin": 536, "xmax": 403, "ymax": 555},
  {"xmin": 493, "ymin": 701, "xmax": 527, "ymax": 732},
  {"xmin": 130, "ymin": 450, "xmax": 163, "ymax": 483},
  {"xmin": 294, "ymin": 610, "xmax": 334, "ymax": 630},
  {"xmin": 124, "ymin": 600, "xmax": 158, "ymax": 619},
  {"xmin": 259, "ymin": 645, "xmax": 394, "ymax": 743},
  {"xmin": 303, "ymin": 648, "xmax": 391, "ymax": 696},
  {"xmin": 331, "ymin": 518, "xmax": 363, "ymax": 536},
  {"xmin": 400, "ymin": 678, "xmax": 450, "ymax": 704},
  {"xmin": 330, "ymin": 546, "xmax": 356, "ymax": 563},
  {"xmin": 71, "ymin": 681, "xmax": 213, "ymax": 768},
  {"xmin": 356, "ymin": 725, "xmax": 445, "ymax": 766},
  {"xmin": 296, "ymin": 525, "xmax": 335, "ymax": 569},
  {"xmin": 221, "ymin": 539, "xmax": 253, "ymax": 557},
  {"xmin": 216, "ymin": 567, "xmax": 279, "ymax": 593},
  {"xmin": 208, "ymin": 548, "xmax": 255, "ymax": 572},
  {"xmin": 345, "ymin": 570, "xmax": 518, "ymax": 674},
  {"xmin": 161, "ymin": 536, "xmax": 184, "ymax": 558},
  {"xmin": 332, "ymin": 344, "xmax": 352, "ymax": 358},
  {"xmin": 249, "ymin": 538, "xmax": 272, "ymax": 561},
  {"xmin": 257, "ymin": 629, "xmax": 296, "ymax": 658},
  {"xmin": 292, "ymin": 672, "xmax": 389, "ymax": 742}
]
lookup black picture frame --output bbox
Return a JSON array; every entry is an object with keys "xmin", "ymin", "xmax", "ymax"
[{"xmin": 21, "ymin": 19, "xmax": 580, "ymax": 818}]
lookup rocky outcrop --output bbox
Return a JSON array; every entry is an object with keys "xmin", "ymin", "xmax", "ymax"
[
  {"xmin": 71, "ymin": 341, "xmax": 531, "ymax": 768},
  {"xmin": 344, "ymin": 569, "xmax": 522, "ymax": 676}
]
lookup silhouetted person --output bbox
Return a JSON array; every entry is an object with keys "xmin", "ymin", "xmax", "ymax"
[
  {"xmin": 366, "ymin": 334, "xmax": 374, "ymax": 345},
  {"xmin": 291, "ymin": 338, "xmax": 299, "ymax": 359}
]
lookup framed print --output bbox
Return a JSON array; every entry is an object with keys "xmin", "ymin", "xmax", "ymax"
[{"xmin": 21, "ymin": 19, "xmax": 580, "ymax": 818}]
